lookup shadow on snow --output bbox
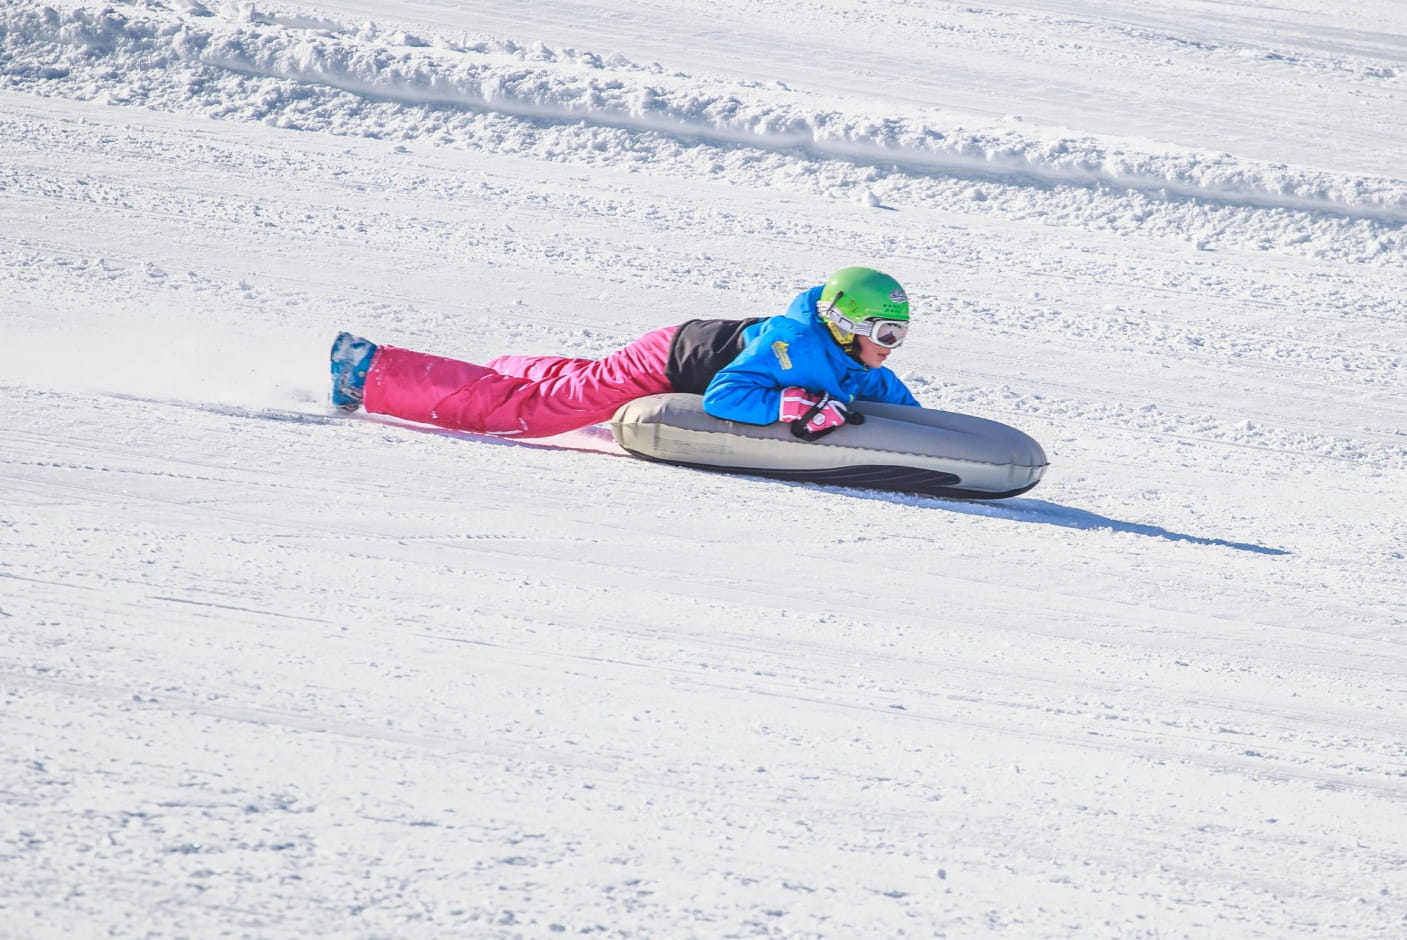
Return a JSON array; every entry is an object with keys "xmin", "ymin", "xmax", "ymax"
[{"xmin": 827, "ymin": 488, "xmax": 1291, "ymax": 556}]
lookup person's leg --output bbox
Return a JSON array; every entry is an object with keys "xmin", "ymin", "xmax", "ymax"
[
  {"xmin": 484, "ymin": 354, "xmax": 597, "ymax": 381},
  {"xmin": 362, "ymin": 325, "xmax": 678, "ymax": 437}
]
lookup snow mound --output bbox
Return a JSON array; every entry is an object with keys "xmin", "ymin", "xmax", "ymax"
[{"xmin": 6, "ymin": 1, "xmax": 1407, "ymax": 259}]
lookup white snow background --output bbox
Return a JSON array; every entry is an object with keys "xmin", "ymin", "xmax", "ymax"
[{"xmin": 3, "ymin": 0, "xmax": 1407, "ymax": 936}]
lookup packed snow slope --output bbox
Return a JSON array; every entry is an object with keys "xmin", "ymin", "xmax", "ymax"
[{"xmin": 4, "ymin": 1, "xmax": 1407, "ymax": 937}]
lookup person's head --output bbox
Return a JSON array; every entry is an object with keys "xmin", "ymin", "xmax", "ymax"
[{"xmin": 817, "ymin": 266, "xmax": 910, "ymax": 368}]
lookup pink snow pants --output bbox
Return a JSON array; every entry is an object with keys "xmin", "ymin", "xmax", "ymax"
[{"xmin": 361, "ymin": 325, "xmax": 679, "ymax": 438}]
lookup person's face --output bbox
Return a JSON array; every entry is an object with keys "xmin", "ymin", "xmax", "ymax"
[{"xmin": 855, "ymin": 334, "xmax": 894, "ymax": 369}]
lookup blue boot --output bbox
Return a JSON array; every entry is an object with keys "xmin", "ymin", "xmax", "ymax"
[{"xmin": 330, "ymin": 332, "xmax": 378, "ymax": 412}]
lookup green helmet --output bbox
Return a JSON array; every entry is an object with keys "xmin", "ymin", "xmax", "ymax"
[
  {"xmin": 819, "ymin": 266, "xmax": 909, "ymax": 329},
  {"xmin": 818, "ymin": 267, "xmax": 911, "ymax": 350}
]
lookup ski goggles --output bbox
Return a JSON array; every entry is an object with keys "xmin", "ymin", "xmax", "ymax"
[
  {"xmin": 853, "ymin": 317, "xmax": 910, "ymax": 348},
  {"xmin": 822, "ymin": 300, "xmax": 911, "ymax": 348}
]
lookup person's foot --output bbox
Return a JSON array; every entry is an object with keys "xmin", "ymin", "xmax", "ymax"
[{"xmin": 330, "ymin": 332, "xmax": 378, "ymax": 412}]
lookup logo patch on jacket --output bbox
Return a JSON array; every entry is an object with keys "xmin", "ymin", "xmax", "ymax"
[{"xmin": 771, "ymin": 341, "xmax": 793, "ymax": 370}]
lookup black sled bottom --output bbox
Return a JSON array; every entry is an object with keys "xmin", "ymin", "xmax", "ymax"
[{"xmin": 624, "ymin": 453, "xmax": 1036, "ymax": 500}]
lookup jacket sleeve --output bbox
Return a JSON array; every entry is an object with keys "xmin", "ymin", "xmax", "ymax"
[
  {"xmin": 857, "ymin": 367, "xmax": 922, "ymax": 407},
  {"xmin": 702, "ymin": 320, "xmax": 826, "ymax": 425}
]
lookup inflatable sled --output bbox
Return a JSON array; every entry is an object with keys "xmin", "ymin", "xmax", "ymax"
[{"xmin": 611, "ymin": 394, "xmax": 1048, "ymax": 499}]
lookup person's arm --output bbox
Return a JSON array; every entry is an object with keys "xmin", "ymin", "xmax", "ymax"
[
  {"xmin": 702, "ymin": 322, "xmax": 834, "ymax": 425},
  {"xmin": 701, "ymin": 351, "xmax": 791, "ymax": 425},
  {"xmin": 858, "ymin": 367, "xmax": 922, "ymax": 408}
]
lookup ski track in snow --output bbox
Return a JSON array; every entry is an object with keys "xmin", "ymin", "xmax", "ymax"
[{"xmin": 3, "ymin": 0, "xmax": 1407, "ymax": 937}]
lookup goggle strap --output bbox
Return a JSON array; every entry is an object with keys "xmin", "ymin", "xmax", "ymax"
[{"xmin": 822, "ymin": 292, "xmax": 862, "ymax": 335}]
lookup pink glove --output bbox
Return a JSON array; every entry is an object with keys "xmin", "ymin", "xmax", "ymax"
[{"xmin": 779, "ymin": 387, "xmax": 857, "ymax": 440}]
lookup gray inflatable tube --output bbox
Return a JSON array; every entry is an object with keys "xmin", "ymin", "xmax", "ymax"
[{"xmin": 610, "ymin": 394, "xmax": 1048, "ymax": 499}]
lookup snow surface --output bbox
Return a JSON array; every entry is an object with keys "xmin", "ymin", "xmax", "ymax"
[{"xmin": 3, "ymin": 0, "xmax": 1407, "ymax": 936}]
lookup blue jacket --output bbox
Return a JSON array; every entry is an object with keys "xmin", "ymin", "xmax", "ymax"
[{"xmin": 701, "ymin": 286, "xmax": 920, "ymax": 425}]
